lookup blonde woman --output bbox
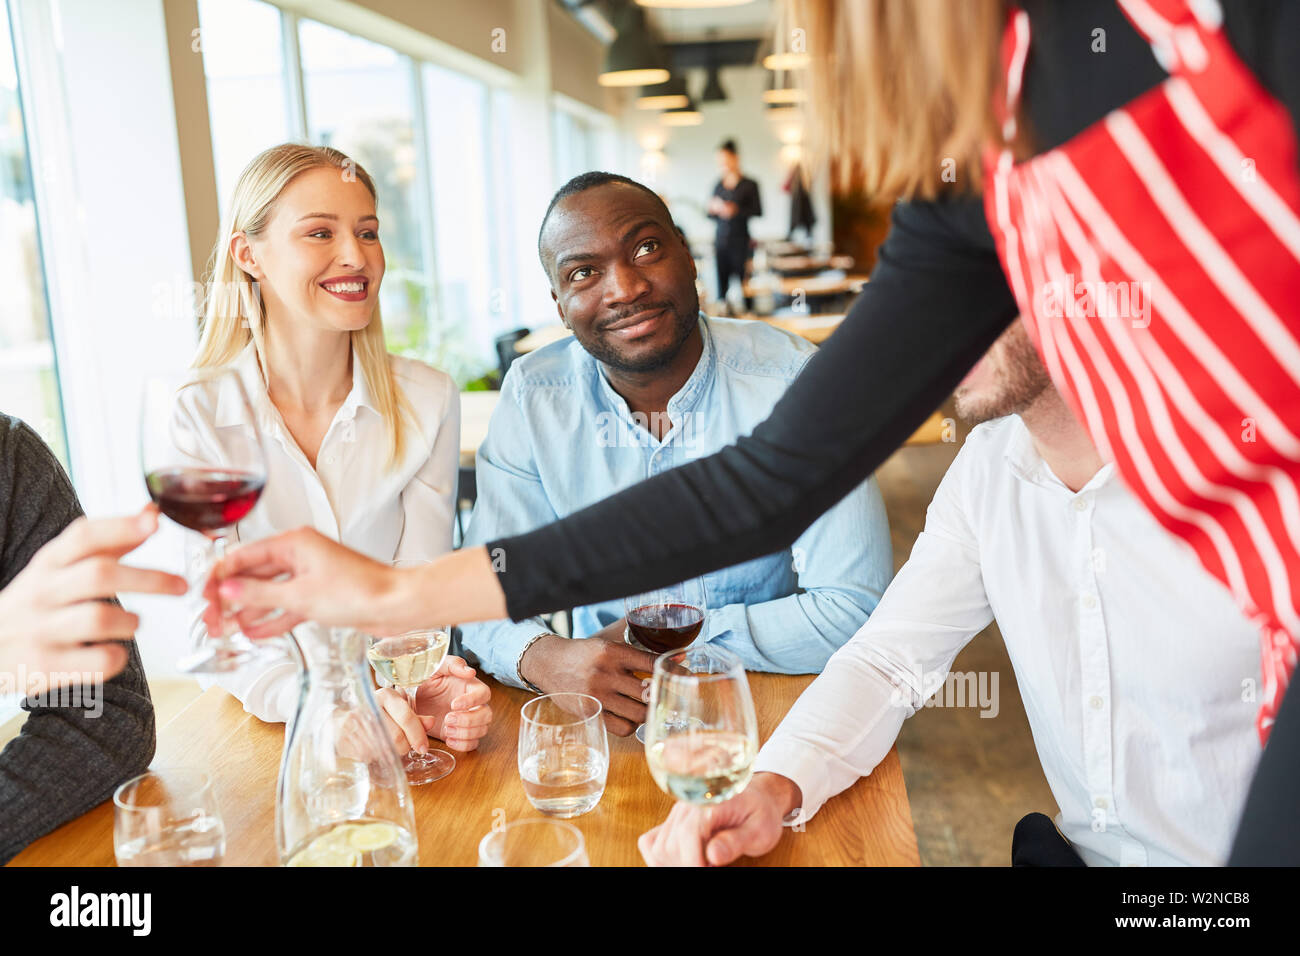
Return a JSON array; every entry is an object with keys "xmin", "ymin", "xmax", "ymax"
[{"xmin": 187, "ymin": 143, "xmax": 490, "ymax": 757}]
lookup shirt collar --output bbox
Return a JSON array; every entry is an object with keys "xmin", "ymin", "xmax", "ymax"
[
  {"xmin": 218, "ymin": 340, "xmax": 376, "ymax": 428},
  {"xmin": 594, "ymin": 311, "xmax": 716, "ymax": 423},
  {"xmin": 1002, "ymin": 414, "xmax": 1115, "ymax": 494}
]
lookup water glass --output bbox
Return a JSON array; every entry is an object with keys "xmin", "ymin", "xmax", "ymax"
[
  {"xmin": 477, "ymin": 819, "xmax": 589, "ymax": 867},
  {"xmin": 518, "ymin": 693, "xmax": 608, "ymax": 818},
  {"xmin": 114, "ymin": 768, "xmax": 225, "ymax": 867}
]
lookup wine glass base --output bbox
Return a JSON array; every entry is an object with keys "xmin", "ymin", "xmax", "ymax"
[
  {"xmin": 635, "ymin": 723, "xmax": 647, "ymax": 745},
  {"xmin": 404, "ymin": 747, "xmax": 455, "ymax": 785},
  {"xmin": 176, "ymin": 636, "xmax": 268, "ymax": 674}
]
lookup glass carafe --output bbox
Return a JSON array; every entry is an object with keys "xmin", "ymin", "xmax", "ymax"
[{"xmin": 276, "ymin": 624, "xmax": 418, "ymax": 867}]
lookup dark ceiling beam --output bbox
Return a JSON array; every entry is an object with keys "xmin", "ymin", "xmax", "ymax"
[{"xmin": 666, "ymin": 38, "xmax": 761, "ymax": 70}]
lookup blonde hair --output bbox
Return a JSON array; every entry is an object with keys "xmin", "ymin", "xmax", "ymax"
[
  {"xmin": 793, "ymin": 0, "xmax": 1006, "ymax": 201},
  {"xmin": 194, "ymin": 143, "xmax": 411, "ymax": 467}
]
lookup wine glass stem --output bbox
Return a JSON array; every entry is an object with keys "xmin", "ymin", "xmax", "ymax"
[
  {"xmin": 405, "ymin": 684, "xmax": 421, "ymax": 727},
  {"xmin": 208, "ymin": 532, "xmax": 227, "ymax": 636}
]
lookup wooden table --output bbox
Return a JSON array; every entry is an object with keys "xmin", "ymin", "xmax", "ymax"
[
  {"xmin": 514, "ymin": 324, "xmax": 572, "ymax": 354},
  {"xmin": 458, "ymin": 390, "xmax": 499, "ymax": 468},
  {"xmin": 768, "ymin": 254, "xmax": 855, "ymax": 276},
  {"xmin": 9, "ymin": 676, "xmax": 917, "ymax": 867},
  {"xmin": 762, "ymin": 313, "xmax": 845, "ymax": 345},
  {"xmin": 743, "ymin": 273, "xmax": 870, "ymax": 300}
]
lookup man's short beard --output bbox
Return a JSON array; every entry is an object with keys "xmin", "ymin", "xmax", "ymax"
[
  {"xmin": 954, "ymin": 323, "xmax": 1052, "ymax": 425},
  {"xmin": 583, "ymin": 302, "xmax": 699, "ymax": 374}
]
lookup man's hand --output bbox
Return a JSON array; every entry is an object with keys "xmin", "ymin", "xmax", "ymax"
[
  {"xmin": 519, "ymin": 631, "xmax": 657, "ymax": 736},
  {"xmin": 376, "ymin": 656, "xmax": 493, "ymax": 755},
  {"xmin": 0, "ymin": 506, "xmax": 187, "ymax": 695},
  {"xmin": 637, "ymin": 773, "xmax": 802, "ymax": 866}
]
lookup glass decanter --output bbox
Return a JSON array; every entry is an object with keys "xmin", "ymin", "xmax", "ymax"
[{"xmin": 276, "ymin": 624, "xmax": 418, "ymax": 867}]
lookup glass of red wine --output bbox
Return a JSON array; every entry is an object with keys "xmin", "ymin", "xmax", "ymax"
[
  {"xmin": 624, "ymin": 578, "xmax": 707, "ymax": 744},
  {"xmin": 140, "ymin": 368, "xmax": 268, "ymax": 674}
]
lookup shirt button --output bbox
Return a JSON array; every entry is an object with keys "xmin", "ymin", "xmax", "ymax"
[
  {"xmin": 1094, "ymin": 796, "xmax": 1108, "ymax": 809},
  {"xmin": 1082, "ymin": 593, "xmax": 1098, "ymax": 610},
  {"xmin": 1073, "ymin": 497, "xmax": 1089, "ymax": 512},
  {"xmin": 1089, "ymin": 695, "xmax": 1104, "ymax": 710}
]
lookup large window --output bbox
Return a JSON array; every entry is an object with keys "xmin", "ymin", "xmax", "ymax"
[
  {"xmin": 0, "ymin": 1, "xmax": 66, "ymax": 464},
  {"xmin": 196, "ymin": 0, "xmax": 525, "ymax": 384},
  {"xmin": 298, "ymin": 19, "xmax": 432, "ymax": 369},
  {"xmin": 423, "ymin": 62, "xmax": 496, "ymax": 376},
  {"xmin": 552, "ymin": 99, "xmax": 615, "ymax": 190},
  {"xmin": 198, "ymin": 0, "xmax": 291, "ymax": 213}
]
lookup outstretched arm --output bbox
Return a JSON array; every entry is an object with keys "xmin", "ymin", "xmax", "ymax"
[{"xmin": 213, "ymin": 199, "xmax": 1016, "ymax": 637}]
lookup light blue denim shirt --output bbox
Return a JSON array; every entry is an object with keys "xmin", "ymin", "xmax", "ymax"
[{"xmin": 459, "ymin": 314, "xmax": 893, "ymax": 685}]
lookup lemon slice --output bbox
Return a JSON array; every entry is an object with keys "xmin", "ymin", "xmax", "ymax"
[
  {"xmin": 348, "ymin": 822, "xmax": 398, "ymax": 853},
  {"xmin": 287, "ymin": 843, "xmax": 362, "ymax": 867},
  {"xmin": 318, "ymin": 824, "xmax": 360, "ymax": 847}
]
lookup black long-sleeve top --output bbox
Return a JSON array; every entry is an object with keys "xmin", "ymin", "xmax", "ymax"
[
  {"xmin": 710, "ymin": 176, "xmax": 762, "ymax": 249},
  {"xmin": 489, "ymin": 0, "xmax": 1300, "ymax": 623}
]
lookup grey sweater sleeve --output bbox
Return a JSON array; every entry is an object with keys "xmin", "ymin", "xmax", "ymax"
[{"xmin": 0, "ymin": 416, "xmax": 156, "ymax": 864}]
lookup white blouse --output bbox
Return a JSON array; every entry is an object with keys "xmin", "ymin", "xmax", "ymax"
[{"xmin": 182, "ymin": 342, "xmax": 459, "ymax": 722}]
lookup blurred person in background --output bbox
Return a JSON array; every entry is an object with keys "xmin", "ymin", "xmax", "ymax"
[{"xmin": 707, "ymin": 139, "xmax": 762, "ymax": 314}]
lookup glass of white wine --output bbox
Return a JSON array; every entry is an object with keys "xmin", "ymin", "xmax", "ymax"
[
  {"xmin": 644, "ymin": 645, "xmax": 759, "ymax": 806},
  {"xmin": 367, "ymin": 625, "xmax": 454, "ymax": 785}
]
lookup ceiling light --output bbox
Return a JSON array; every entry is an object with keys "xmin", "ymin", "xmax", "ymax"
[
  {"xmin": 600, "ymin": 5, "xmax": 670, "ymax": 87},
  {"xmin": 701, "ymin": 65, "xmax": 727, "ymax": 103},
  {"xmin": 637, "ymin": 0, "xmax": 755, "ymax": 8},
  {"xmin": 662, "ymin": 99, "xmax": 703, "ymax": 125},
  {"xmin": 763, "ymin": 86, "xmax": 805, "ymax": 104},
  {"xmin": 637, "ymin": 75, "xmax": 690, "ymax": 109},
  {"xmin": 762, "ymin": 52, "xmax": 809, "ymax": 70}
]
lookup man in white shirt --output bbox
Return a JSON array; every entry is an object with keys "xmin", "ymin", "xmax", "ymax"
[{"xmin": 638, "ymin": 318, "xmax": 1262, "ymax": 867}]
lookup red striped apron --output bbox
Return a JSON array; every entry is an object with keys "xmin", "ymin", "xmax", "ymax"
[{"xmin": 983, "ymin": 0, "xmax": 1300, "ymax": 742}]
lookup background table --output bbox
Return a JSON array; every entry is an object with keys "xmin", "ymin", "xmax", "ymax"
[
  {"xmin": 9, "ymin": 675, "xmax": 918, "ymax": 867},
  {"xmin": 761, "ymin": 313, "xmax": 845, "ymax": 345},
  {"xmin": 461, "ymin": 388, "xmax": 950, "ymax": 467},
  {"xmin": 458, "ymin": 390, "xmax": 499, "ymax": 468},
  {"xmin": 742, "ymin": 273, "xmax": 870, "ymax": 300}
]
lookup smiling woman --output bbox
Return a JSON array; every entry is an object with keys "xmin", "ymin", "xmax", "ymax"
[
  {"xmin": 194, "ymin": 143, "xmax": 407, "ymax": 466},
  {"xmin": 174, "ymin": 143, "xmax": 487, "ymax": 744}
]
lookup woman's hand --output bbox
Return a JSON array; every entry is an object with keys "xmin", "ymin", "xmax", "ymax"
[
  {"xmin": 204, "ymin": 531, "xmax": 506, "ymax": 639},
  {"xmin": 376, "ymin": 656, "xmax": 493, "ymax": 754},
  {"xmin": 0, "ymin": 507, "xmax": 187, "ymax": 695},
  {"xmin": 203, "ymin": 527, "xmax": 402, "ymax": 639}
]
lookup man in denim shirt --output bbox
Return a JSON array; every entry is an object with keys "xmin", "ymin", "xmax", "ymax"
[{"xmin": 460, "ymin": 172, "xmax": 892, "ymax": 735}]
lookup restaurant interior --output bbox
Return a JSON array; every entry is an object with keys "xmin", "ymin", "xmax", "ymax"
[{"xmin": 0, "ymin": 0, "xmax": 1288, "ymax": 885}]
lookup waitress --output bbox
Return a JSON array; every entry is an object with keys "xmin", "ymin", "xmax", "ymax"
[
  {"xmin": 212, "ymin": 0, "xmax": 1300, "ymax": 862},
  {"xmin": 707, "ymin": 139, "xmax": 763, "ymax": 312}
]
